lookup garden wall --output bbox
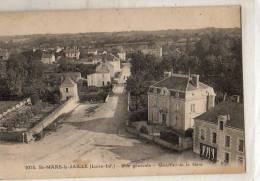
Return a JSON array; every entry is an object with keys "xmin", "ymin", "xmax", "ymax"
[{"xmin": 26, "ymin": 97, "xmax": 78, "ymax": 142}]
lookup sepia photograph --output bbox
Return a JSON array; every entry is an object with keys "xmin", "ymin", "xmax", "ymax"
[{"xmin": 0, "ymin": 6, "xmax": 245, "ymax": 179}]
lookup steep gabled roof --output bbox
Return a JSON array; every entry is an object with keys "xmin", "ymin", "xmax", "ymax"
[
  {"xmin": 195, "ymin": 101, "xmax": 244, "ymax": 130},
  {"xmin": 61, "ymin": 76, "xmax": 76, "ymax": 87},
  {"xmin": 153, "ymin": 75, "xmax": 189, "ymax": 91},
  {"xmin": 152, "ymin": 74, "xmax": 213, "ymax": 92}
]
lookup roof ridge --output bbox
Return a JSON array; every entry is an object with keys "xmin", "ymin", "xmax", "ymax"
[{"xmin": 151, "ymin": 76, "xmax": 171, "ymax": 87}]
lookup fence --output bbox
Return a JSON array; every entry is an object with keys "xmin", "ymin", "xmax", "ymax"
[{"xmin": 125, "ymin": 126, "xmax": 190, "ymax": 152}]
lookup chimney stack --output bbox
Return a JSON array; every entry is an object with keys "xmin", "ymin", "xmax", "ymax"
[{"xmin": 191, "ymin": 74, "xmax": 199, "ymax": 88}]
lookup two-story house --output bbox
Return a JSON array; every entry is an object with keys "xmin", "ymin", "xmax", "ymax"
[
  {"xmin": 193, "ymin": 100, "xmax": 245, "ymax": 166},
  {"xmin": 148, "ymin": 73, "xmax": 215, "ymax": 149}
]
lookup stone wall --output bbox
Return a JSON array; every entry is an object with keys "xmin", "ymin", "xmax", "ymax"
[{"xmin": 26, "ymin": 97, "xmax": 78, "ymax": 142}]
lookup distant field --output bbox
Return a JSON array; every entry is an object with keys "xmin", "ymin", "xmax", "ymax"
[{"xmin": 0, "ymin": 101, "xmax": 19, "ymax": 114}]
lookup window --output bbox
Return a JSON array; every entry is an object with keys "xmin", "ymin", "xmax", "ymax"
[
  {"xmin": 200, "ymin": 129, "xmax": 205, "ymax": 140},
  {"xmin": 175, "ymin": 92, "xmax": 179, "ymax": 97},
  {"xmin": 219, "ymin": 121, "xmax": 224, "ymax": 130},
  {"xmin": 191, "ymin": 104, "xmax": 195, "ymax": 112},
  {"xmin": 212, "ymin": 132, "xmax": 217, "ymax": 144},
  {"xmin": 224, "ymin": 152, "xmax": 230, "ymax": 163},
  {"xmin": 65, "ymin": 88, "xmax": 69, "ymax": 93},
  {"xmin": 225, "ymin": 135, "xmax": 231, "ymax": 147},
  {"xmin": 238, "ymin": 139, "xmax": 244, "ymax": 152}
]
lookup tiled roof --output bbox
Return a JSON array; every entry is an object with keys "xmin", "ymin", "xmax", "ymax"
[
  {"xmin": 96, "ymin": 62, "xmax": 113, "ymax": 73},
  {"xmin": 195, "ymin": 101, "xmax": 244, "ymax": 130},
  {"xmin": 61, "ymin": 77, "xmax": 76, "ymax": 87},
  {"xmin": 153, "ymin": 76, "xmax": 188, "ymax": 91},
  {"xmin": 152, "ymin": 74, "xmax": 211, "ymax": 92}
]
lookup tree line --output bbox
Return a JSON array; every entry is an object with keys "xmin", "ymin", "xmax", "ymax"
[{"xmin": 127, "ymin": 31, "xmax": 243, "ymax": 110}]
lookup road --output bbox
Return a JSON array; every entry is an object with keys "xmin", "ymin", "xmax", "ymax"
[{"xmin": 0, "ymin": 83, "xmax": 205, "ymax": 168}]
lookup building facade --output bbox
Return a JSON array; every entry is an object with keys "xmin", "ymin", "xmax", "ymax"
[
  {"xmin": 0, "ymin": 49, "xmax": 10, "ymax": 61},
  {"xmin": 148, "ymin": 73, "xmax": 215, "ymax": 132},
  {"xmin": 141, "ymin": 47, "xmax": 163, "ymax": 58},
  {"xmin": 64, "ymin": 48, "xmax": 80, "ymax": 60},
  {"xmin": 59, "ymin": 76, "xmax": 79, "ymax": 101},
  {"xmin": 87, "ymin": 72, "xmax": 111, "ymax": 87},
  {"xmin": 193, "ymin": 101, "xmax": 245, "ymax": 165},
  {"xmin": 87, "ymin": 63, "xmax": 112, "ymax": 87},
  {"xmin": 41, "ymin": 53, "xmax": 55, "ymax": 64}
]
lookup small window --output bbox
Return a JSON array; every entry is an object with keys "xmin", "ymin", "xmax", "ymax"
[
  {"xmin": 200, "ymin": 129, "xmax": 205, "ymax": 140},
  {"xmin": 191, "ymin": 104, "xmax": 195, "ymax": 112},
  {"xmin": 238, "ymin": 139, "xmax": 244, "ymax": 152},
  {"xmin": 219, "ymin": 121, "xmax": 224, "ymax": 130},
  {"xmin": 175, "ymin": 92, "xmax": 179, "ymax": 97},
  {"xmin": 212, "ymin": 132, "xmax": 217, "ymax": 144},
  {"xmin": 225, "ymin": 135, "xmax": 231, "ymax": 147},
  {"xmin": 65, "ymin": 88, "xmax": 69, "ymax": 93},
  {"xmin": 224, "ymin": 152, "xmax": 230, "ymax": 163}
]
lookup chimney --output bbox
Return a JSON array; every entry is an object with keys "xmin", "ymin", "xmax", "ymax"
[
  {"xmin": 227, "ymin": 114, "xmax": 230, "ymax": 121},
  {"xmin": 191, "ymin": 74, "xmax": 199, "ymax": 88}
]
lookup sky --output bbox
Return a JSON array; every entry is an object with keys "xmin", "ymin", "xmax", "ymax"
[{"xmin": 0, "ymin": 6, "xmax": 241, "ymax": 36}]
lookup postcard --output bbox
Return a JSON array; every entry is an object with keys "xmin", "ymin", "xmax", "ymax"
[{"xmin": 0, "ymin": 6, "xmax": 245, "ymax": 179}]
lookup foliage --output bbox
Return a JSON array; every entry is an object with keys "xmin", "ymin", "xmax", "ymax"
[
  {"xmin": 57, "ymin": 59, "xmax": 96, "ymax": 77},
  {"xmin": 129, "ymin": 109, "xmax": 148, "ymax": 122}
]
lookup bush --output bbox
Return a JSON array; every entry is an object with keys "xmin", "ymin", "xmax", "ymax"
[
  {"xmin": 139, "ymin": 125, "xmax": 148, "ymax": 134},
  {"xmin": 129, "ymin": 109, "xmax": 148, "ymax": 122},
  {"xmin": 160, "ymin": 131, "xmax": 179, "ymax": 145}
]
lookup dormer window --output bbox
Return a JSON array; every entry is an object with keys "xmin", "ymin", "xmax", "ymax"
[{"xmin": 219, "ymin": 121, "xmax": 224, "ymax": 130}]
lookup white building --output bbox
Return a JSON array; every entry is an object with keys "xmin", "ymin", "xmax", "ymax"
[
  {"xmin": 87, "ymin": 63, "xmax": 111, "ymax": 87},
  {"xmin": 64, "ymin": 48, "xmax": 80, "ymax": 60},
  {"xmin": 59, "ymin": 76, "xmax": 79, "ymax": 101},
  {"xmin": 41, "ymin": 53, "xmax": 55, "ymax": 64},
  {"xmin": 117, "ymin": 52, "xmax": 126, "ymax": 61}
]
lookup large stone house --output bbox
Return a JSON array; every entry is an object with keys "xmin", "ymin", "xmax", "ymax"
[
  {"xmin": 193, "ymin": 101, "xmax": 245, "ymax": 165},
  {"xmin": 148, "ymin": 73, "xmax": 215, "ymax": 150},
  {"xmin": 147, "ymin": 73, "xmax": 215, "ymax": 148},
  {"xmin": 87, "ymin": 63, "xmax": 111, "ymax": 87}
]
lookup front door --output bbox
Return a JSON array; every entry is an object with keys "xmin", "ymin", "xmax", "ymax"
[
  {"xmin": 162, "ymin": 113, "xmax": 167, "ymax": 125},
  {"xmin": 200, "ymin": 143, "xmax": 217, "ymax": 162}
]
